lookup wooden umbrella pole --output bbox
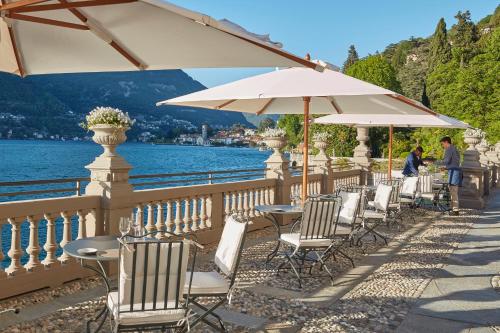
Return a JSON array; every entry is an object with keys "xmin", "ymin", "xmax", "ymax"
[
  {"xmin": 302, "ymin": 96, "xmax": 311, "ymax": 203},
  {"xmin": 388, "ymin": 125, "xmax": 393, "ymax": 180}
]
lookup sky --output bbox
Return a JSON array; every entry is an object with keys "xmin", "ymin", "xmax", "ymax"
[{"xmin": 178, "ymin": 0, "xmax": 498, "ymax": 87}]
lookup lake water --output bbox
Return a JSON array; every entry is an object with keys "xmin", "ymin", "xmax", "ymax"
[{"xmin": 0, "ymin": 140, "xmax": 271, "ymax": 267}]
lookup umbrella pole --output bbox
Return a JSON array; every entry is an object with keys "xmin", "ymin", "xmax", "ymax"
[
  {"xmin": 388, "ymin": 125, "xmax": 393, "ymax": 180},
  {"xmin": 302, "ymin": 97, "xmax": 311, "ymax": 203}
]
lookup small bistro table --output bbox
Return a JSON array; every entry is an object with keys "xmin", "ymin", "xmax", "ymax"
[
  {"xmin": 433, "ymin": 180, "xmax": 451, "ymax": 212},
  {"xmin": 64, "ymin": 236, "xmax": 120, "ymax": 333},
  {"xmin": 254, "ymin": 204, "xmax": 303, "ymax": 264}
]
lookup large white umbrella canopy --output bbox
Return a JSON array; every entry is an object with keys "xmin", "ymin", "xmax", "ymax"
[
  {"xmin": 157, "ymin": 65, "xmax": 442, "ymax": 199},
  {"xmin": 314, "ymin": 113, "xmax": 469, "ymax": 178},
  {"xmin": 0, "ymin": 0, "xmax": 317, "ymax": 76}
]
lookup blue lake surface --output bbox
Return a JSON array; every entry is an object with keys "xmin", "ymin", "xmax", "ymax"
[{"xmin": 0, "ymin": 140, "xmax": 271, "ymax": 267}]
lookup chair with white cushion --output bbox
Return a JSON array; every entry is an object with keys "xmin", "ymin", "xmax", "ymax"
[
  {"xmin": 277, "ymin": 196, "xmax": 342, "ymax": 288},
  {"xmin": 322, "ymin": 190, "xmax": 362, "ymax": 267},
  {"xmin": 399, "ymin": 176, "xmax": 420, "ymax": 222},
  {"xmin": 108, "ymin": 232, "xmax": 199, "ymax": 333},
  {"xmin": 358, "ymin": 183, "xmax": 393, "ymax": 245},
  {"xmin": 416, "ymin": 175, "xmax": 437, "ymax": 208},
  {"xmin": 184, "ymin": 215, "xmax": 248, "ymax": 332}
]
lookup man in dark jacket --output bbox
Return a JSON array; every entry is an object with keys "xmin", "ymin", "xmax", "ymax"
[
  {"xmin": 402, "ymin": 146, "xmax": 425, "ymax": 177},
  {"xmin": 440, "ymin": 136, "xmax": 462, "ymax": 215}
]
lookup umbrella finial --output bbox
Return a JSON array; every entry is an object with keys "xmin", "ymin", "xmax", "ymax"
[{"xmin": 305, "ymin": 53, "xmax": 311, "ymax": 61}]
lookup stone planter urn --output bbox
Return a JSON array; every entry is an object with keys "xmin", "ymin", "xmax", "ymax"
[
  {"xmin": 314, "ymin": 140, "xmax": 328, "ymax": 156},
  {"xmin": 477, "ymin": 139, "xmax": 490, "ymax": 166},
  {"xmin": 462, "ymin": 128, "xmax": 483, "ymax": 168},
  {"xmin": 264, "ymin": 137, "xmax": 286, "ymax": 155},
  {"xmin": 90, "ymin": 125, "xmax": 128, "ymax": 157}
]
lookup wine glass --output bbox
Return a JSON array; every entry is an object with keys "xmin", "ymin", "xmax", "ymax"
[{"xmin": 119, "ymin": 217, "xmax": 131, "ymax": 239}]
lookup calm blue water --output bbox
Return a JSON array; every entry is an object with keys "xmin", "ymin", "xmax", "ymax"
[{"xmin": 0, "ymin": 140, "xmax": 271, "ymax": 267}]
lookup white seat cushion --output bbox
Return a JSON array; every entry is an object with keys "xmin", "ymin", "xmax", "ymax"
[
  {"xmin": 215, "ymin": 216, "xmax": 246, "ymax": 276},
  {"xmin": 184, "ymin": 271, "xmax": 229, "ymax": 295},
  {"xmin": 363, "ymin": 210, "xmax": 385, "ymax": 219},
  {"xmin": 420, "ymin": 193, "xmax": 436, "ymax": 200},
  {"xmin": 107, "ymin": 292, "xmax": 185, "ymax": 326},
  {"xmin": 280, "ymin": 232, "xmax": 332, "ymax": 248}
]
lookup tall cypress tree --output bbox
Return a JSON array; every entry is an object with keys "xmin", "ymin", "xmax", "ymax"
[
  {"xmin": 452, "ymin": 11, "xmax": 478, "ymax": 67},
  {"xmin": 342, "ymin": 45, "xmax": 359, "ymax": 72},
  {"xmin": 428, "ymin": 18, "xmax": 451, "ymax": 71}
]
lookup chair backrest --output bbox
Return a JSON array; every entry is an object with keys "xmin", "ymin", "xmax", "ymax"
[
  {"xmin": 214, "ymin": 215, "xmax": 248, "ymax": 285},
  {"xmin": 300, "ymin": 196, "xmax": 341, "ymax": 240},
  {"xmin": 338, "ymin": 191, "xmax": 362, "ymax": 225},
  {"xmin": 380, "ymin": 179, "xmax": 402, "ymax": 205},
  {"xmin": 400, "ymin": 176, "xmax": 419, "ymax": 197},
  {"xmin": 373, "ymin": 184, "xmax": 393, "ymax": 211},
  {"xmin": 419, "ymin": 175, "xmax": 433, "ymax": 194},
  {"xmin": 118, "ymin": 238, "xmax": 191, "ymax": 316}
]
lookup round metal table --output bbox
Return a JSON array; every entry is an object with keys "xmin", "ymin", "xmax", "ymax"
[
  {"xmin": 64, "ymin": 236, "xmax": 120, "ymax": 333},
  {"xmin": 254, "ymin": 205, "xmax": 303, "ymax": 264}
]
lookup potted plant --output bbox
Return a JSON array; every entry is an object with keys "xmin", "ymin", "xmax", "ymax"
[
  {"xmin": 80, "ymin": 106, "xmax": 135, "ymax": 157},
  {"xmin": 313, "ymin": 132, "xmax": 329, "ymax": 154},
  {"xmin": 261, "ymin": 127, "xmax": 286, "ymax": 154}
]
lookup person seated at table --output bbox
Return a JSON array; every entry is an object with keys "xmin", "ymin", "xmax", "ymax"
[{"xmin": 402, "ymin": 146, "xmax": 425, "ymax": 177}]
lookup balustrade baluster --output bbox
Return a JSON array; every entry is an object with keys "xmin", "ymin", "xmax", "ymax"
[
  {"xmin": 199, "ymin": 196, "xmax": 208, "ymax": 229},
  {"xmin": 42, "ymin": 214, "xmax": 59, "ymax": 267},
  {"xmin": 135, "ymin": 205, "xmax": 144, "ymax": 234},
  {"xmin": 146, "ymin": 203, "xmax": 156, "ymax": 233},
  {"xmin": 6, "ymin": 218, "xmax": 25, "ymax": 275},
  {"xmin": 0, "ymin": 222, "xmax": 5, "ymax": 277},
  {"xmin": 269, "ymin": 187, "xmax": 275, "ymax": 204},
  {"xmin": 174, "ymin": 200, "xmax": 182, "ymax": 234},
  {"xmin": 243, "ymin": 191, "xmax": 250, "ymax": 218},
  {"xmin": 156, "ymin": 202, "xmax": 165, "ymax": 238},
  {"xmin": 237, "ymin": 191, "xmax": 243, "ymax": 215},
  {"xmin": 231, "ymin": 192, "xmax": 237, "ymax": 214},
  {"xmin": 59, "ymin": 211, "xmax": 72, "ymax": 263},
  {"xmin": 165, "ymin": 201, "xmax": 174, "ymax": 233},
  {"xmin": 249, "ymin": 190, "xmax": 255, "ymax": 218},
  {"xmin": 260, "ymin": 188, "xmax": 266, "ymax": 205},
  {"xmin": 77, "ymin": 210, "xmax": 87, "ymax": 240},
  {"xmin": 25, "ymin": 215, "xmax": 42, "ymax": 271},
  {"xmin": 254, "ymin": 190, "xmax": 261, "ymax": 216},
  {"xmin": 224, "ymin": 193, "xmax": 231, "ymax": 218},
  {"xmin": 183, "ymin": 198, "xmax": 192, "ymax": 233},
  {"xmin": 206, "ymin": 195, "xmax": 213, "ymax": 227},
  {"xmin": 191, "ymin": 197, "xmax": 199, "ymax": 231}
]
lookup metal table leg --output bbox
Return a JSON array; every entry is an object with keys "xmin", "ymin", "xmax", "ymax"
[
  {"xmin": 263, "ymin": 213, "xmax": 281, "ymax": 264},
  {"xmin": 81, "ymin": 259, "xmax": 111, "ymax": 333}
]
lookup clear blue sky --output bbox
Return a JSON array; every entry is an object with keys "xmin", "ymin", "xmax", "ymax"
[{"xmin": 179, "ymin": 0, "xmax": 498, "ymax": 87}]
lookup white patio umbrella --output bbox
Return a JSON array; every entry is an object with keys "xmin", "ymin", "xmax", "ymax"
[
  {"xmin": 314, "ymin": 113, "xmax": 470, "ymax": 178},
  {"xmin": 0, "ymin": 0, "xmax": 317, "ymax": 76},
  {"xmin": 157, "ymin": 60, "xmax": 441, "ymax": 201}
]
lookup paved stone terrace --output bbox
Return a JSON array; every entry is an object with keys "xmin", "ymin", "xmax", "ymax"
[{"xmin": 0, "ymin": 192, "xmax": 498, "ymax": 333}]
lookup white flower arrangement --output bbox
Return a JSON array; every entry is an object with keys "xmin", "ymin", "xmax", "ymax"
[
  {"xmin": 260, "ymin": 127, "xmax": 286, "ymax": 138},
  {"xmin": 313, "ymin": 132, "xmax": 329, "ymax": 142},
  {"xmin": 80, "ymin": 106, "xmax": 135, "ymax": 130}
]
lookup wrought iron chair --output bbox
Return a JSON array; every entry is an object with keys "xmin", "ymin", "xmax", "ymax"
[
  {"xmin": 107, "ymin": 231, "xmax": 200, "ymax": 333},
  {"xmin": 358, "ymin": 183, "xmax": 393, "ymax": 245},
  {"xmin": 184, "ymin": 215, "xmax": 249, "ymax": 332},
  {"xmin": 369, "ymin": 179, "xmax": 403, "ymax": 228},
  {"xmin": 416, "ymin": 174, "xmax": 437, "ymax": 209},
  {"xmin": 277, "ymin": 196, "xmax": 342, "ymax": 288},
  {"xmin": 398, "ymin": 176, "xmax": 420, "ymax": 223}
]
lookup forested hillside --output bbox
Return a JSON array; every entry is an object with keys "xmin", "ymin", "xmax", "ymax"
[{"xmin": 280, "ymin": 6, "xmax": 500, "ymax": 159}]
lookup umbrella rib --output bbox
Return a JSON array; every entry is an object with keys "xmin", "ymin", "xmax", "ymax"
[
  {"xmin": 10, "ymin": 0, "xmax": 137, "ymax": 13},
  {"xmin": 7, "ymin": 13, "xmax": 89, "ymax": 30},
  {"xmin": 325, "ymin": 96, "xmax": 343, "ymax": 114},
  {"xmin": 0, "ymin": 0, "xmax": 49, "ymax": 11},
  {"xmin": 215, "ymin": 99, "xmax": 237, "ymax": 109},
  {"xmin": 58, "ymin": 0, "xmax": 145, "ymax": 70},
  {"xmin": 385, "ymin": 94, "xmax": 436, "ymax": 115},
  {"xmin": 256, "ymin": 98, "xmax": 275, "ymax": 115}
]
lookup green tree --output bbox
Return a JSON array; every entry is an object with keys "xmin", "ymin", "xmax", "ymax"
[
  {"xmin": 258, "ymin": 117, "xmax": 276, "ymax": 132},
  {"xmin": 277, "ymin": 114, "xmax": 303, "ymax": 148},
  {"xmin": 346, "ymin": 55, "xmax": 402, "ymax": 92},
  {"xmin": 451, "ymin": 11, "xmax": 478, "ymax": 67},
  {"xmin": 342, "ymin": 45, "xmax": 359, "ymax": 72},
  {"xmin": 428, "ymin": 18, "xmax": 452, "ymax": 71},
  {"xmin": 310, "ymin": 121, "xmax": 357, "ymax": 157}
]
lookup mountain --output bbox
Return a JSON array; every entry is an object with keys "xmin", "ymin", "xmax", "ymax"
[{"xmin": 0, "ymin": 70, "xmax": 253, "ymax": 140}]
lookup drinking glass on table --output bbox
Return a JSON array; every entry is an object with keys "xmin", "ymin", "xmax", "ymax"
[
  {"xmin": 119, "ymin": 217, "xmax": 131, "ymax": 240},
  {"xmin": 290, "ymin": 189, "xmax": 301, "ymax": 207}
]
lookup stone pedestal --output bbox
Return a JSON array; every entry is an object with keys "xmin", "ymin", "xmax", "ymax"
[
  {"xmin": 313, "ymin": 140, "xmax": 333, "ymax": 194},
  {"xmin": 352, "ymin": 127, "xmax": 372, "ymax": 184},
  {"xmin": 84, "ymin": 126, "xmax": 134, "ymax": 236},
  {"xmin": 459, "ymin": 129, "xmax": 485, "ymax": 209}
]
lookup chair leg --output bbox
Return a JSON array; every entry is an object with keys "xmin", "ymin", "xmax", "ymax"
[
  {"xmin": 188, "ymin": 298, "xmax": 226, "ymax": 332},
  {"xmin": 314, "ymin": 251, "xmax": 334, "ymax": 283}
]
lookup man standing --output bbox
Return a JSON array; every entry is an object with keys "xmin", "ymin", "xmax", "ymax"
[
  {"xmin": 440, "ymin": 136, "xmax": 461, "ymax": 215},
  {"xmin": 402, "ymin": 146, "xmax": 425, "ymax": 177}
]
